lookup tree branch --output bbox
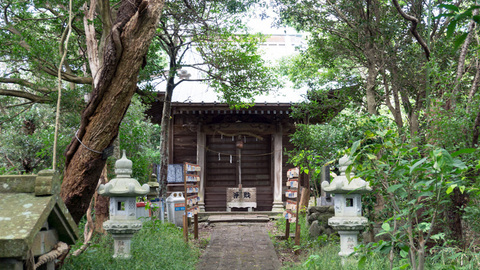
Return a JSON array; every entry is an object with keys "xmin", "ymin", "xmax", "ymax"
[
  {"xmin": 326, "ymin": 0, "xmax": 357, "ymax": 29},
  {"xmin": 392, "ymin": 0, "xmax": 430, "ymax": 60},
  {"xmin": 83, "ymin": 0, "xmax": 100, "ymax": 87},
  {"xmin": 0, "ymin": 77, "xmax": 51, "ymax": 93},
  {"xmin": 40, "ymin": 65, "xmax": 93, "ymax": 84},
  {"xmin": 0, "ymin": 88, "xmax": 50, "ymax": 103}
]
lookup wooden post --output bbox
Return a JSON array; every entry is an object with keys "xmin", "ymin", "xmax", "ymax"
[
  {"xmin": 294, "ymin": 183, "xmax": 302, "ymax": 254},
  {"xmin": 183, "ymin": 163, "xmax": 189, "ymax": 242},
  {"xmin": 194, "ymin": 213, "xmax": 198, "ymax": 239},
  {"xmin": 285, "ymin": 219, "xmax": 290, "ymax": 239},
  {"xmin": 272, "ymin": 126, "xmax": 284, "ymax": 212},
  {"xmin": 197, "ymin": 127, "xmax": 206, "ymax": 211},
  {"xmin": 299, "ymin": 187, "xmax": 310, "ymax": 212},
  {"xmin": 183, "ymin": 214, "xmax": 188, "ymax": 242}
]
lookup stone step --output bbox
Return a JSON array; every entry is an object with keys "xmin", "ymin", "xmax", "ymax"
[{"xmin": 207, "ymin": 214, "xmax": 270, "ymax": 223}]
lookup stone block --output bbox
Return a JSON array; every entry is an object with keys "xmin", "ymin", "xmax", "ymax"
[
  {"xmin": 35, "ymin": 170, "xmax": 60, "ymax": 196},
  {"xmin": 309, "ymin": 220, "xmax": 323, "ymax": 238}
]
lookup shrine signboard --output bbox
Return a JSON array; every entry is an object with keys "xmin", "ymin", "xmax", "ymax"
[{"xmin": 226, "ymin": 187, "xmax": 257, "ymax": 212}]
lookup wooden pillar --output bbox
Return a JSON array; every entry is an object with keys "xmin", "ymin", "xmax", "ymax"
[
  {"xmin": 197, "ymin": 125, "xmax": 206, "ymax": 212},
  {"xmin": 168, "ymin": 116, "xmax": 174, "ymax": 164},
  {"xmin": 272, "ymin": 125, "xmax": 284, "ymax": 212}
]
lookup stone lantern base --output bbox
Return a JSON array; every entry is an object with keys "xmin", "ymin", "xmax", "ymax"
[
  {"xmin": 328, "ymin": 216, "xmax": 368, "ymax": 258},
  {"xmin": 103, "ymin": 219, "xmax": 142, "ymax": 258},
  {"xmin": 338, "ymin": 230, "xmax": 360, "ymax": 257},
  {"xmin": 111, "ymin": 234, "xmax": 135, "ymax": 259}
]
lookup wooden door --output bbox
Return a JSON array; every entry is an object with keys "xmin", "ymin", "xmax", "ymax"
[{"xmin": 205, "ymin": 135, "xmax": 272, "ymax": 211}]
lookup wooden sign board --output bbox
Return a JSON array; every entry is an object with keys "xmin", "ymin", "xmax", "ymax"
[
  {"xmin": 226, "ymin": 187, "xmax": 257, "ymax": 202},
  {"xmin": 286, "ymin": 200, "xmax": 297, "ymax": 211},
  {"xmin": 186, "ymin": 185, "xmax": 199, "ymax": 193},
  {"xmin": 185, "ymin": 163, "xmax": 201, "ymax": 172},
  {"xmin": 287, "ymin": 167, "xmax": 299, "ymax": 179},
  {"xmin": 285, "ymin": 190, "xmax": 298, "ymax": 199},
  {"xmin": 286, "ymin": 179, "xmax": 299, "ymax": 188}
]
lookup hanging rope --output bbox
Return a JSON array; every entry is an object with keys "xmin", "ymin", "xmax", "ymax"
[
  {"xmin": 204, "ymin": 145, "xmax": 280, "ymax": 157},
  {"xmin": 52, "ymin": 0, "xmax": 73, "ymax": 170}
]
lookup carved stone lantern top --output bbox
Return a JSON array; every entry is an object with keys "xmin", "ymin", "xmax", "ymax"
[
  {"xmin": 98, "ymin": 150, "xmax": 150, "ymax": 197},
  {"xmin": 321, "ymin": 155, "xmax": 372, "ymax": 194}
]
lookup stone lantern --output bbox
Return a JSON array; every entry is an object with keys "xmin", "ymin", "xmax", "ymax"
[
  {"xmin": 321, "ymin": 155, "xmax": 372, "ymax": 259},
  {"xmin": 98, "ymin": 150, "xmax": 150, "ymax": 258}
]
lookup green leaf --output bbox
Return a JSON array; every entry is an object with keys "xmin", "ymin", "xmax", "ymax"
[
  {"xmin": 453, "ymin": 33, "xmax": 468, "ymax": 50},
  {"xmin": 395, "ymin": 263, "xmax": 411, "ymax": 270},
  {"xmin": 417, "ymin": 222, "xmax": 431, "ymax": 232},
  {"xmin": 366, "ymin": 153, "xmax": 377, "ymax": 160},
  {"xmin": 447, "ymin": 20, "xmax": 457, "ymax": 38},
  {"xmin": 473, "ymin": 15, "xmax": 480, "ymax": 24},
  {"xmin": 358, "ymin": 255, "xmax": 367, "ymax": 269},
  {"xmin": 452, "ymin": 148, "xmax": 477, "ymax": 157},
  {"xmin": 455, "ymin": 10, "xmax": 473, "ymax": 21},
  {"xmin": 431, "ymin": 233, "xmax": 446, "ymax": 240},
  {"xmin": 387, "ymin": 184, "xmax": 404, "ymax": 193},
  {"xmin": 435, "ymin": 13, "xmax": 455, "ymax": 19},
  {"xmin": 346, "ymin": 165, "xmax": 352, "ymax": 182},
  {"xmin": 417, "ymin": 191, "xmax": 434, "ymax": 198},
  {"xmin": 432, "ymin": 148, "xmax": 454, "ymax": 171},
  {"xmin": 409, "ymin": 157, "xmax": 427, "ymax": 174},
  {"xmin": 439, "ymin": 4, "xmax": 460, "ymax": 12},
  {"xmin": 452, "ymin": 158, "xmax": 467, "ymax": 169},
  {"xmin": 446, "ymin": 184, "xmax": 457, "ymax": 194},
  {"xmin": 382, "ymin": 222, "xmax": 391, "ymax": 232},
  {"xmin": 400, "ymin": 249, "xmax": 409, "ymax": 258},
  {"xmin": 350, "ymin": 140, "xmax": 361, "ymax": 155}
]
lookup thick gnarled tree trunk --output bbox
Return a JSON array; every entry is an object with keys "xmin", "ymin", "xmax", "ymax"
[{"xmin": 60, "ymin": 0, "xmax": 165, "ymax": 223}]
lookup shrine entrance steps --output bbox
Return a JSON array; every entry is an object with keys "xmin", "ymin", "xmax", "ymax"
[
  {"xmin": 196, "ymin": 223, "xmax": 281, "ymax": 270},
  {"xmin": 198, "ymin": 211, "xmax": 281, "ymax": 224}
]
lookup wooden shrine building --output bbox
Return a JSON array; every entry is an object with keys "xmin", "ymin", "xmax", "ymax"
[{"xmin": 147, "ymin": 98, "xmax": 299, "ymax": 212}]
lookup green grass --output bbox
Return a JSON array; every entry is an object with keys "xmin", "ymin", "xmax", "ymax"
[{"xmin": 62, "ymin": 220, "xmax": 200, "ymax": 270}]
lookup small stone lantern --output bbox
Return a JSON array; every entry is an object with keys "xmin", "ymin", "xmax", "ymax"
[
  {"xmin": 98, "ymin": 150, "xmax": 150, "ymax": 258},
  {"xmin": 321, "ymin": 155, "xmax": 372, "ymax": 259}
]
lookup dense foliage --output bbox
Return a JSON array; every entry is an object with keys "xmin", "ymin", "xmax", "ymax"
[{"xmin": 273, "ymin": 1, "xmax": 480, "ymax": 268}]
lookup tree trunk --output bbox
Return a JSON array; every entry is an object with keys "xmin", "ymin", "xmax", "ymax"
[
  {"xmin": 365, "ymin": 58, "xmax": 378, "ymax": 115},
  {"xmin": 61, "ymin": 0, "xmax": 165, "ymax": 223},
  {"xmin": 472, "ymin": 111, "xmax": 480, "ymax": 147},
  {"xmin": 382, "ymin": 68, "xmax": 403, "ymax": 129},
  {"xmin": 94, "ymin": 165, "xmax": 109, "ymax": 233},
  {"xmin": 158, "ymin": 73, "xmax": 175, "ymax": 197},
  {"xmin": 449, "ymin": 9, "xmax": 478, "ymax": 110}
]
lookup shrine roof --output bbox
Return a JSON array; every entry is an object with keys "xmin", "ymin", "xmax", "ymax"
[{"xmin": 0, "ymin": 172, "xmax": 79, "ymax": 258}]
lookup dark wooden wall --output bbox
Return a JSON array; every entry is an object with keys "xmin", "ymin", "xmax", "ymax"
[
  {"xmin": 205, "ymin": 135, "xmax": 272, "ymax": 211},
  {"xmin": 172, "ymin": 116, "xmax": 197, "ymax": 164}
]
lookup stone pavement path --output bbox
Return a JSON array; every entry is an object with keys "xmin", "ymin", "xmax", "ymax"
[{"xmin": 196, "ymin": 223, "xmax": 281, "ymax": 270}]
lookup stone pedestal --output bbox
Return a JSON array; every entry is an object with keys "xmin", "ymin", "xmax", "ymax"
[
  {"xmin": 111, "ymin": 234, "xmax": 134, "ymax": 259},
  {"xmin": 338, "ymin": 231, "xmax": 359, "ymax": 257}
]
